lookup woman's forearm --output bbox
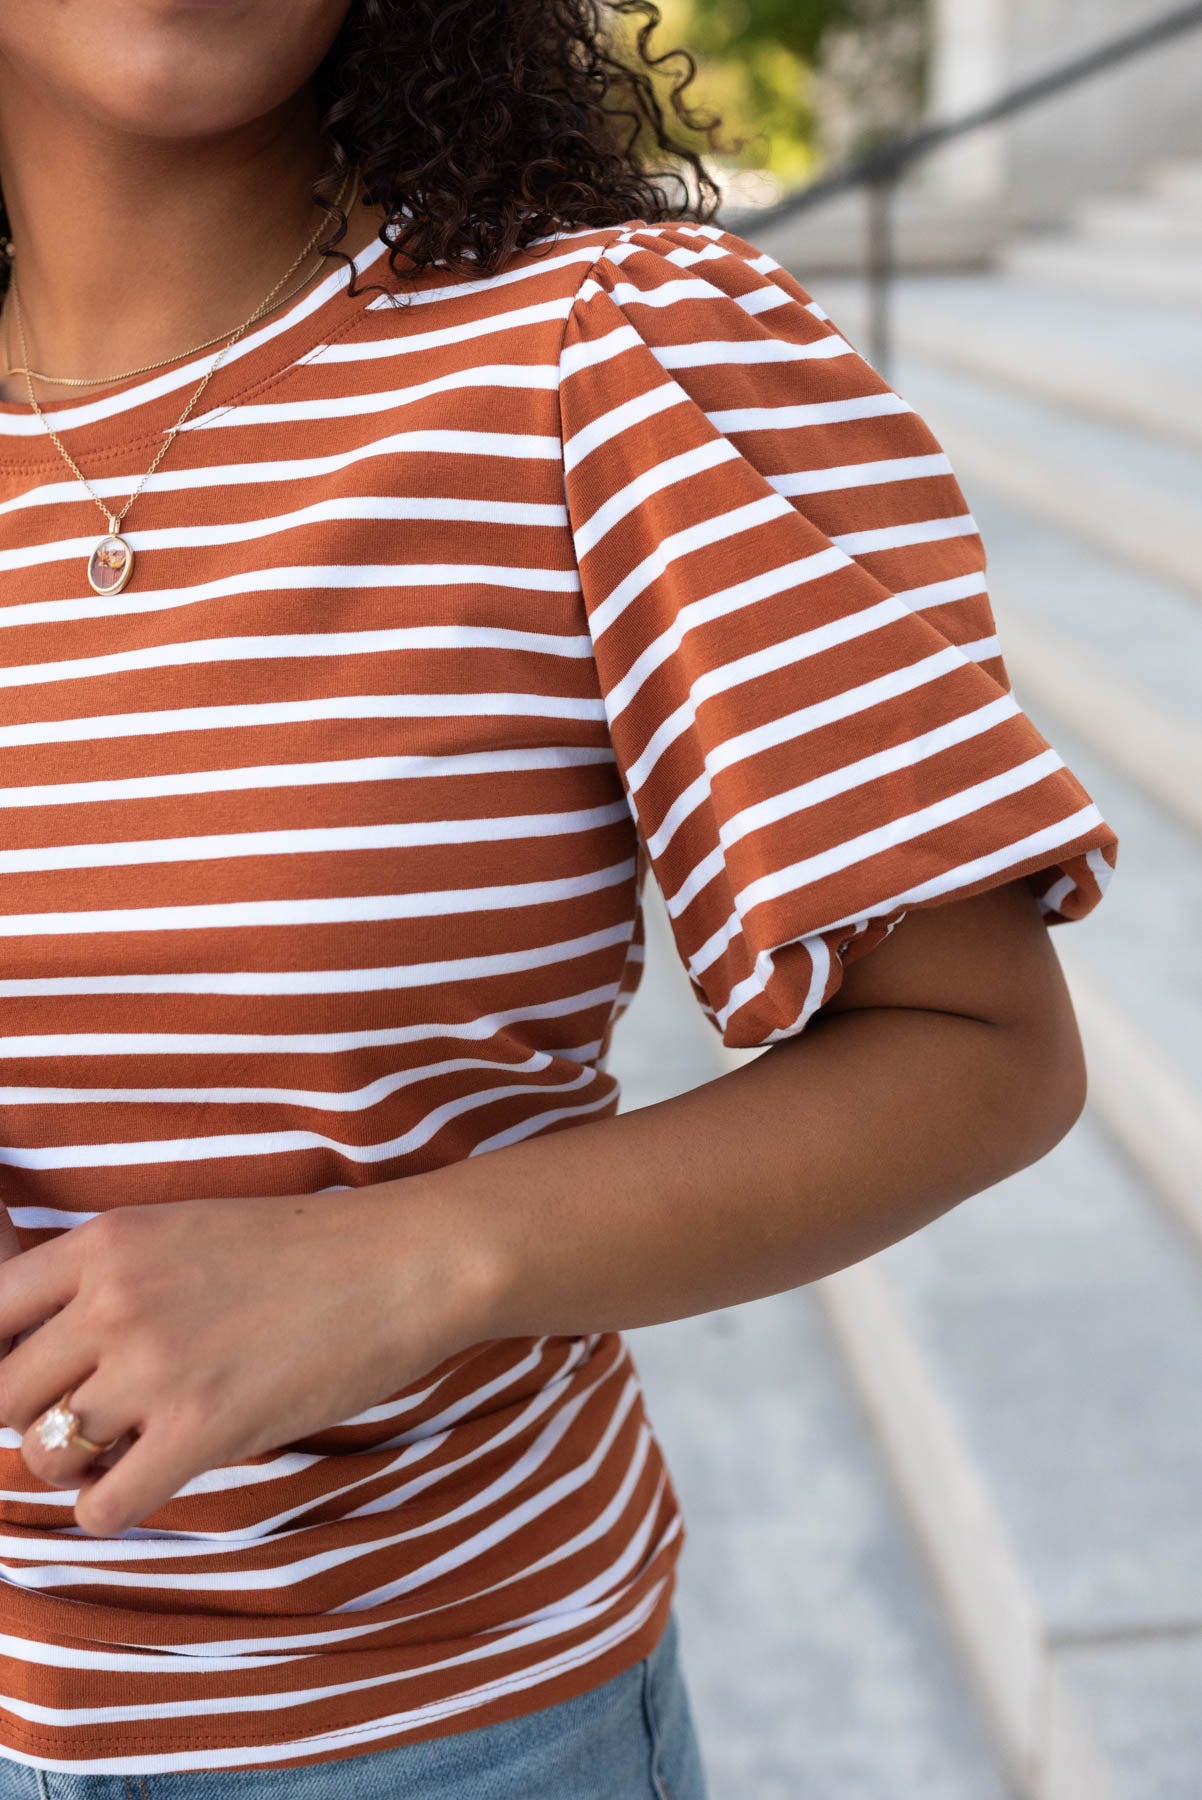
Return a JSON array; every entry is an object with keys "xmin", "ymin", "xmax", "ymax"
[{"xmin": 381, "ymin": 1001, "xmax": 1085, "ymax": 1346}]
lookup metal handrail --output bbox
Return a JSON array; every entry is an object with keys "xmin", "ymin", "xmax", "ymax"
[{"xmin": 717, "ymin": 1, "xmax": 1202, "ymax": 373}]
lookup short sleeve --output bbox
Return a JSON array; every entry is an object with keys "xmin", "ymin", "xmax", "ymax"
[{"xmin": 557, "ymin": 219, "xmax": 1120, "ymax": 1048}]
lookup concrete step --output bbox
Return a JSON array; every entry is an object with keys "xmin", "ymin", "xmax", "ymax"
[
  {"xmin": 1151, "ymin": 160, "xmax": 1202, "ymax": 206},
  {"xmin": 878, "ymin": 349, "xmax": 1202, "ymax": 601},
  {"xmin": 855, "ymin": 1103, "xmax": 1202, "ymax": 1800},
  {"xmin": 815, "ymin": 270, "xmax": 1202, "ymax": 459},
  {"xmin": 997, "ymin": 646, "xmax": 1202, "ymax": 1260},
  {"xmin": 1055, "ymin": 1634, "xmax": 1202, "ymax": 1800},
  {"xmin": 1004, "ymin": 239, "xmax": 1202, "ymax": 311},
  {"xmin": 805, "ymin": 280, "xmax": 1202, "ymax": 569},
  {"xmin": 732, "ymin": 186, "xmax": 1003, "ymax": 277},
  {"xmin": 820, "ymin": 1259, "xmax": 1119, "ymax": 1800},
  {"xmin": 1077, "ymin": 195, "xmax": 1202, "ymax": 253},
  {"xmin": 1066, "ymin": 963, "xmax": 1202, "ymax": 1259},
  {"xmin": 626, "ymin": 1292, "xmax": 1017, "ymax": 1800},
  {"xmin": 962, "ymin": 489, "xmax": 1202, "ymax": 836}
]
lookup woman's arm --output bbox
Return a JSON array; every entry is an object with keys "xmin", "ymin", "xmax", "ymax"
[
  {"xmin": 408, "ymin": 871, "xmax": 1087, "ymax": 1341},
  {"xmin": 0, "ymin": 873, "xmax": 1084, "ymax": 1536}
]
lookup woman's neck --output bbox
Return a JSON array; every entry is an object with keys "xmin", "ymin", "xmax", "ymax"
[{"xmin": 0, "ymin": 76, "xmax": 380, "ymax": 404}]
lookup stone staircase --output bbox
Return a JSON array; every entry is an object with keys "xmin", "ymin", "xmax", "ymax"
[
  {"xmin": 1008, "ymin": 160, "xmax": 1202, "ymax": 309},
  {"xmin": 611, "ymin": 166, "xmax": 1202, "ymax": 1800}
]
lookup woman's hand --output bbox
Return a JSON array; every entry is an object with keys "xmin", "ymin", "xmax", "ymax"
[
  {"xmin": 0, "ymin": 1187, "xmax": 490, "ymax": 1537},
  {"xmin": 0, "ymin": 1204, "xmax": 21, "ymax": 1358}
]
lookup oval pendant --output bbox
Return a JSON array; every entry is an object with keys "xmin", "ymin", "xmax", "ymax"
[{"xmin": 88, "ymin": 532, "xmax": 134, "ymax": 597}]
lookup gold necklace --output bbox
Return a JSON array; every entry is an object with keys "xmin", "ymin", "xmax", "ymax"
[
  {"xmin": 1, "ymin": 167, "xmax": 357, "ymax": 389},
  {"xmin": 5, "ymin": 258, "xmax": 321, "ymax": 388},
  {"xmin": 9, "ymin": 168, "xmax": 359, "ymax": 598}
]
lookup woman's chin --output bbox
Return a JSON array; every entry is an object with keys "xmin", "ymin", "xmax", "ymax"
[{"xmin": 0, "ymin": 0, "xmax": 352, "ymax": 143}]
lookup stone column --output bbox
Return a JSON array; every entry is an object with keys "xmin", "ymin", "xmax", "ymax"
[{"xmin": 924, "ymin": 0, "xmax": 1007, "ymax": 207}]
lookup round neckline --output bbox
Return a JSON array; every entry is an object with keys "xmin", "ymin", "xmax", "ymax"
[{"xmin": 0, "ymin": 226, "xmax": 402, "ymax": 467}]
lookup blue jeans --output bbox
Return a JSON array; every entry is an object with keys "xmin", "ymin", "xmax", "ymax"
[{"xmin": 0, "ymin": 1609, "xmax": 708, "ymax": 1800}]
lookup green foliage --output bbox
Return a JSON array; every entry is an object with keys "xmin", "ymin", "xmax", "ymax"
[
  {"xmin": 609, "ymin": 0, "xmax": 928, "ymax": 186},
  {"xmin": 616, "ymin": 0, "xmax": 819, "ymax": 181},
  {"xmin": 689, "ymin": 0, "xmax": 859, "ymax": 65}
]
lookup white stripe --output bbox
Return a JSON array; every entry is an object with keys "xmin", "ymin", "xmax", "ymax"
[
  {"xmin": 0, "ymin": 624, "xmax": 593, "ymax": 694},
  {"xmin": 0, "ymin": 1063, "xmax": 601, "ymax": 1171},
  {"xmin": 0, "ymin": 939, "xmax": 629, "ymax": 1006},
  {"xmin": 0, "ymin": 1000, "xmax": 618, "ymax": 1080},
  {"xmin": 570, "ymin": 437, "xmax": 741, "ymax": 563},
  {"xmin": 335, "ymin": 1374, "xmax": 642, "ymax": 1613},
  {"xmin": 592, "ymin": 271, "xmax": 792, "ymax": 322},
  {"xmin": 0, "ymin": 493, "xmax": 567, "ymax": 575},
  {"xmin": 624, "ymin": 587, "xmax": 995, "ymax": 802},
  {"xmin": 361, "ymin": 235, "xmax": 627, "ymax": 317},
  {"xmin": 717, "ymin": 697, "xmax": 1019, "ymax": 858},
  {"xmin": 692, "ymin": 750, "xmax": 1073, "ymax": 979},
  {"xmin": 0, "ymin": 1045, "xmax": 604, "ymax": 1113},
  {"xmin": 832, "ymin": 513, "xmax": 978, "ymax": 556},
  {"xmin": 0, "ymin": 690, "xmax": 606, "ymax": 754},
  {"xmin": 0, "ymin": 1630, "xmax": 296, "ymax": 1678},
  {"xmin": 652, "ymin": 332, "xmax": 853, "ymax": 369},
  {"xmin": 468, "ymin": 1084, "xmax": 618, "ymax": 1155},
  {"xmin": 817, "ymin": 804, "xmax": 1108, "ymax": 934},
  {"xmin": 561, "ymin": 380, "xmax": 688, "ymax": 474},
  {"xmin": 559, "ymin": 319, "xmax": 657, "ymax": 383},
  {"xmin": 604, "ymin": 546, "xmax": 850, "ymax": 723},
  {"xmin": 0, "ymin": 745, "xmax": 614, "ymax": 811},
  {"xmin": 583, "ymin": 486, "xmax": 780, "ymax": 640},
  {"xmin": 720, "ymin": 939, "xmax": 828, "ymax": 1044},
  {"xmin": 770, "ymin": 453, "xmax": 953, "ymax": 496},
  {"xmin": 0, "ymin": 802, "xmax": 627, "ymax": 877},
  {"xmin": 0, "ymin": 424, "xmax": 563, "ymax": 529},
  {"xmin": 0, "ymin": 858, "xmax": 636, "ymax": 940},
  {"xmin": 190, "ymin": 359, "xmax": 559, "ymax": 428},
  {"xmin": 0, "ymin": 1582, "xmax": 670, "ymax": 1771},
  {"xmin": 0, "ymin": 552, "xmax": 574, "ymax": 635},
  {"xmin": 318, "ymin": 295, "xmax": 576, "ymax": 363},
  {"xmin": 623, "ymin": 590, "xmax": 902, "ymax": 800},
  {"xmin": 662, "ymin": 691, "xmax": 1018, "ymax": 916},
  {"xmin": 708, "ymin": 392, "xmax": 911, "ymax": 434},
  {"xmin": 647, "ymin": 666, "xmax": 1017, "ymax": 867},
  {"xmin": 586, "ymin": 493, "xmax": 786, "ymax": 639}
]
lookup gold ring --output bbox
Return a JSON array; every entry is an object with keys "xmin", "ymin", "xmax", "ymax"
[{"xmin": 36, "ymin": 1390, "xmax": 118, "ymax": 1456}]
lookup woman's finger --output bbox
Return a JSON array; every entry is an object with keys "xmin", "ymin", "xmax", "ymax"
[
  {"xmin": 70, "ymin": 1409, "xmax": 208, "ymax": 1538},
  {"xmin": 0, "ymin": 1307, "xmax": 97, "ymax": 1436},
  {"xmin": 22, "ymin": 1371, "xmax": 129, "ymax": 1494},
  {"xmin": 0, "ymin": 1231, "xmax": 78, "ymax": 1346},
  {"xmin": 0, "ymin": 1204, "xmax": 20, "ymax": 1264},
  {"xmin": 0, "ymin": 1204, "xmax": 22, "ymax": 1357}
]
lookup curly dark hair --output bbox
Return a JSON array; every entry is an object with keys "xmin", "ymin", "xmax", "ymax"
[{"xmin": 303, "ymin": 0, "xmax": 738, "ymax": 301}]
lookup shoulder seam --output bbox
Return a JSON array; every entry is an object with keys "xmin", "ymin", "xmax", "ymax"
[{"xmin": 562, "ymin": 221, "xmax": 641, "ymax": 321}]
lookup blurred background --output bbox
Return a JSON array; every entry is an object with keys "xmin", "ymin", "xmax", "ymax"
[{"xmin": 606, "ymin": 3, "xmax": 1202, "ymax": 1796}]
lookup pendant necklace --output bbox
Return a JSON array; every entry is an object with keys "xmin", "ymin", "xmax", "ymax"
[{"xmin": 4, "ymin": 166, "xmax": 357, "ymax": 598}]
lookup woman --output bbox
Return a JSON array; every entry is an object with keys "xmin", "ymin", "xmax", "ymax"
[{"xmin": 0, "ymin": 0, "xmax": 1118, "ymax": 1794}]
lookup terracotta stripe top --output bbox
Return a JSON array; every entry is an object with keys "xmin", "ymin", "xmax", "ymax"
[{"xmin": 0, "ymin": 214, "xmax": 1118, "ymax": 1775}]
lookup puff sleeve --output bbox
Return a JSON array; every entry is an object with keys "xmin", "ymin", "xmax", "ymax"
[{"xmin": 557, "ymin": 220, "xmax": 1119, "ymax": 1049}]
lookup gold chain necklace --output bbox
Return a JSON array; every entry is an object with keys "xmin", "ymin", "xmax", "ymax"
[
  {"xmin": 7, "ymin": 167, "xmax": 358, "ymax": 598},
  {"xmin": 5, "ymin": 256, "xmax": 327, "ymax": 389}
]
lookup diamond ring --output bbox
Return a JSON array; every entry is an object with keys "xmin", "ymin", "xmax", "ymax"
[{"xmin": 36, "ymin": 1391, "xmax": 118, "ymax": 1456}]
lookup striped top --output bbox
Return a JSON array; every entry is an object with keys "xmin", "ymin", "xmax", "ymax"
[{"xmin": 0, "ymin": 215, "xmax": 1118, "ymax": 1776}]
